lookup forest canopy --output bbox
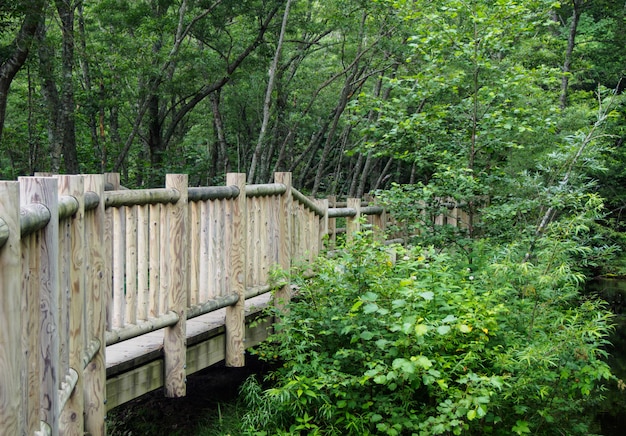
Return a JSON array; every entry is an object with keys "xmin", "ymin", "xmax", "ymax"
[{"xmin": 0, "ymin": 0, "xmax": 624, "ymax": 226}]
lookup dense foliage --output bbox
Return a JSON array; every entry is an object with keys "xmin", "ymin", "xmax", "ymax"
[
  {"xmin": 0, "ymin": 0, "xmax": 624, "ymax": 204},
  {"xmin": 242, "ymin": 224, "xmax": 615, "ymax": 435}
]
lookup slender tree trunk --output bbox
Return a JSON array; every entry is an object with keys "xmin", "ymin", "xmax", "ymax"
[
  {"xmin": 357, "ymin": 151, "xmax": 374, "ymax": 197},
  {"xmin": 37, "ymin": 25, "xmax": 63, "ymax": 173},
  {"xmin": 374, "ymin": 157, "xmax": 394, "ymax": 190},
  {"xmin": 210, "ymin": 89, "xmax": 230, "ymax": 174},
  {"xmin": 77, "ymin": 2, "xmax": 103, "ymax": 170},
  {"xmin": 0, "ymin": 0, "xmax": 45, "ymax": 142},
  {"xmin": 311, "ymin": 67, "xmax": 361, "ymax": 196},
  {"xmin": 560, "ymin": 0, "xmax": 583, "ymax": 109},
  {"xmin": 56, "ymin": 0, "xmax": 79, "ymax": 173},
  {"xmin": 248, "ymin": 0, "xmax": 292, "ymax": 183}
]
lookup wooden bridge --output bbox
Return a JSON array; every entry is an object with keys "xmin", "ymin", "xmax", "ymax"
[{"xmin": 0, "ymin": 172, "xmax": 391, "ymax": 436}]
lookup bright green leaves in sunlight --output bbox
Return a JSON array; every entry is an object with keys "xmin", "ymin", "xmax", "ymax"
[{"xmin": 240, "ymin": 233, "xmax": 614, "ymax": 435}]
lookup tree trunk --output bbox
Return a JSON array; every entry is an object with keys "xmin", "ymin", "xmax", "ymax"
[
  {"xmin": 0, "ymin": 0, "xmax": 45, "ymax": 142},
  {"xmin": 560, "ymin": 0, "xmax": 583, "ymax": 110},
  {"xmin": 248, "ymin": 0, "xmax": 292, "ymax": 183},
  {"xmin": 55, "ymin": 0, "xmax": 79, "ymax": 173},
  {"xmin": 37, "ymin": 25, "xmax": 63, "ymax": 173},
  {"xmin": 210, "ymin": 89, "xmax": 230, "ymax": 174}
]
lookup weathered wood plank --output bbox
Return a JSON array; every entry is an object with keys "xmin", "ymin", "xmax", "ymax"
[
  {"xmin": 0, "ymin": 182, "xmax": 24, "ymax": 434},
  {"xmin": 189, "ymin": 200, "xmax": 201, "ymax": 305},
  {"xmin": 225, "ymin": 174, "xmax": 246, "ymax": 367},
  {"xmin": 112, "ymin": 206, "xmax": 125, "ymax": 328},
  {"xmin": 149, "ymin": 203, "xmax": 161, "ymax": 317},
  {"xmin": 346, "ymin": 198, "xmax": 361, "ymax": 243},
  {"xmin": 274, "ymin": 173, "xmax": 292, "ymax": 309},
  {"xmin": 163, "ymin": 174, "xmax": 188, "ymax": 397},
  {"xmin": 137, "ymin": 204, "xmax": 150, "ymax": 321},
  {"xmin": 83, "ymin": 175, "xmax": 106, "ymax": 436},
  {"xmin": 20, "ymin": 176, "xmax": 60, "ymax": 434},
  {"xmin": 57, "ymin": 175, "xmax": 85, "ymax": 436},
  {"xmin": 125, "ymin": 205, "xmax": 138, "ymax": 325}
]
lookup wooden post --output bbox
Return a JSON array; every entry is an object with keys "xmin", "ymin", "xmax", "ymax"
[
  {"xmin": 163, "ymin": 174, "xmax": 188, "ymax": 397},
  {"xmin": 137, "ymin": 205, "xmax": 150, "ymax": 321},
  {"xmin": 20, "ymin": 176, "xmax": 60, "ymax": 434},
  {"xmin": 83, "ymin": 175, "xmax": 107, "ymax": 436},
  {"xmin": 318, "ymin": 199, "xmax": 328, "ymax": 252},
  {"xmin": 103, "ymin": 173, "xmax": 119, "ymax": 331},
  {"xmin": 327, "ymin": 195, "xmax": 336, "ymax": 249},
  {"xmin": 346, "ymin": 198, "xmax": 361, "ymax": 243},
  {"xmin": 225, "ymin": 174, "xmax": 246, "ymax": 367},
  {"xmin": 0, "ymin": 181, "xmax": 24, "ymax": 434},
  {"xmin": 58, "ymin": 175, "xmax": 85, "ymax": 435},
  {"xmin": 274, "ymin": 173, "xmax": 292, "ymax": 309}
]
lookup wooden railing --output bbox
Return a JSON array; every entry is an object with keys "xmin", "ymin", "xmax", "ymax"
[{"xmin": 0, "ymin": 172, "xmax": 388, "ymax": 436}]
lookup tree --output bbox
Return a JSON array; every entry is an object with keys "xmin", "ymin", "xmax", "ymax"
[{"xmin": 0, "ymin": 0, "xmax": 45, "ymax": 142}]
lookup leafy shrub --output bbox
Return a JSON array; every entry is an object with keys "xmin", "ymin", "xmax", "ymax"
[{"xmin": 241, "ymin": 232, "xmax": 614, "ymax": 435}]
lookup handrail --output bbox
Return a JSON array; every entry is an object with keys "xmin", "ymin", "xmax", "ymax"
[
  {"xmin": 20, "ymin": 203, "xmax": 51, "ymax": 237},
  {"xmin": 187, "ymin": 293, "xmax": 240, "ymax": 319},
  {"xmin": 291, "ymin": 187, "xmax": 325, "ymax": 217},
  {"xmin": 106, "ymin": 311, "xmax": 181, "ymax": 346},
  {"xmin": 327, "ymin": 207, "xmax": 357, "ymax": 218},
  {"xmin": 104, "ymin": 188, "xmax": 180, "ymax": 207},
  {"xmin": 245, "ymin": 183, "xmax": 287, "ymax": 197},
  {"xmin": 189, "ymin": 185, "xmax": 240, "ymax": 201}
]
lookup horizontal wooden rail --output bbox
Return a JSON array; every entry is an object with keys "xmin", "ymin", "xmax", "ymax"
[
  {"xmin": 0, "ymin": 171, "xmax": 405, "ymax": 435},
  {"xmin": 291, "ymin": 187, "xmax": 325, "ymax": 216},
  {"xmin": 85, "ymin": 191, "xmax": 100, "ymax": 210},
  {"xmin": 20, "ymin": 203, "xmax": 51, "ymax": 236},
  {"xmin": 188, "ymin": 185, "xmax": 240, "ymax": 201},
  {"xmin": 106, "ymin": 312, "xmax": 181, "ymax": 346},
  {"xmin": 187, "ymin": 293, "xmax": 240, "ymax": 319},
  {"xmin": 328, "ymin": 207, "xmax": 357, "ymax": 218},
  {"xmin": 104, "ymin": 188, "xmax": 180, "ymax": 207},
  {"xmin": 246, "ymin": 182, "xmax": 287, "ymax": 197}
]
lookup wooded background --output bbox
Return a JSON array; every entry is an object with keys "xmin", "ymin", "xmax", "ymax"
[{"xmin": 0, "ymin": 0, "xmax": 624, "ymax": 207}]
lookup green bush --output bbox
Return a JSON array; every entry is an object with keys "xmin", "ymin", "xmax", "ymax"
[{"xmin": 241, "ymin": 232, "xmax": 614, "ymax": 435}]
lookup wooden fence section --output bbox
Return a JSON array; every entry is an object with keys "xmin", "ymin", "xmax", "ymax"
[{"xmin": 0, "ymin": 172, "xmax": 387, "ymax": 436}]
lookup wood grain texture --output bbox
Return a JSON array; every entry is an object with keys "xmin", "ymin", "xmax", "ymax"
[
  {"xmin": 20, "ymin": 176, "xmax": 60, "ymax": 435},
  {"xmin": 112, "ymin": 206, "xmax": 126, "ymax": 328},
  {"xmin": 274, "ymin": 173, "xmax": 292, "ymax": 309},
  {"xmin": 189, "ymin": 200, "xmax": 200, "ymax": 305},
  {"xmin": 163, "ymin": 174, "xmax": 188, "ymax": 397},
  {"xmin": 125, "ymin": 205, "xmax": 138, "ymax": 324},
  {"xmin": 346, "ymin": 198, "xmax": 361, "ymax": 244},
  {"xmin": 58, "ymin": 176, "xmax": 85, "ymax": 436},
  {"xmin": 137, "ymin": 205, "xmax": 150, "ymax": 321},
  {"xmin": 0, "ymin": 182, "xmax": 24, "ymax": 435},
  {"xmin": 83, "ymin": 175, "xmax": 107, "ymax": 436},
  {"xmin": 225, "ymin": 174, "xmax": 246, "ymax": 367},
  {"xmin": 149, "ymin": 203, "xmax": 161, "ymax": 318}
]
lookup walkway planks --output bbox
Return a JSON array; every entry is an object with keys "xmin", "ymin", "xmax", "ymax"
[{"xmin": 105, "ymin": 294, "xmax": 273, "ymax": 410}]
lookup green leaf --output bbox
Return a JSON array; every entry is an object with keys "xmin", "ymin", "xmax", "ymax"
[
  {"xmin": 392, "ymin": 358, "xmax": 415, "ymax": 374},
  {"xmin": 415, "ymin": 323, "xmax": 429, "ymax": 336},
  {"xmin": 414, "ymin": 355, "xmax": 433, "ymax": 369},
  {"xmin": 437, "ymin": 325, "xmax": 451, "ymax": 335},
  {"xmin": 420, "ymin": 291, "xmax": 434, "ymax": 300},
  {"xmin": 363, "ymin": 303, "xmax": 379, "ymax": 314},
  {"xmin": 458, "ymin": 324, "xmax": 472, "ymax": 333},
  {"xmin": 467, "ymin": 409, "xmax": 477, "ymax": 421},
  {"xmin": 360, "ymin": 330, "xmax": 375, "ymax": 340},
  {"xmin": 512, "ymin": 420, "xmax": 531, "ymax": 434}
]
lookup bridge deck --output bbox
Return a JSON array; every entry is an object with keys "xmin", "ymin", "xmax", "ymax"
[{"xmin": 105, "ymin": 294, "xmax": 273, "ymax": 410}]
